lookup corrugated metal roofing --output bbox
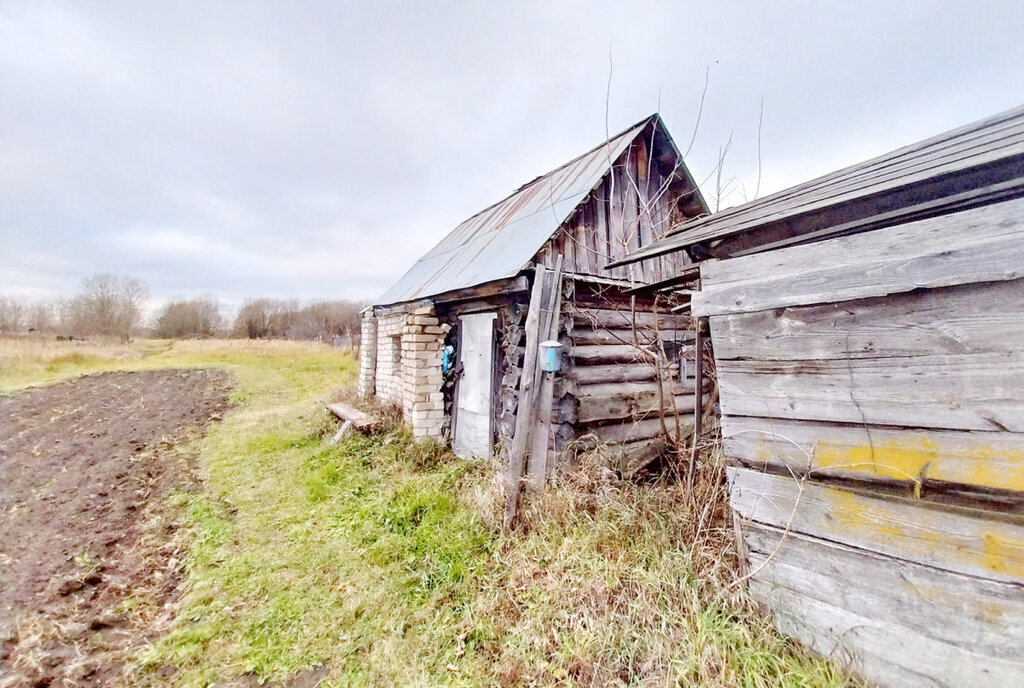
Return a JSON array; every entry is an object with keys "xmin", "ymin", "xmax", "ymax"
[
  {"xmin": 613, "ymin": 103, "xmax": 1024, "ymax": 266},
  {"xmin": 374, "ymin": 115, "xmax": 657, "ymax": 306}
]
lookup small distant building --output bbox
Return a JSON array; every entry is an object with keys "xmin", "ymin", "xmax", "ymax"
[
  {"xmin": 359, "ymin": 114, "xmax": 708, "ymax": 483},
  {"xmin": 613, "ymin": 104, "xmax": 1024, "ymax": 687}
]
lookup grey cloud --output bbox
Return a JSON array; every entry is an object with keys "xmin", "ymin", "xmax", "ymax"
[{"xmin": 2, "ymin": 0, "xmax": 1022, "ymax": 306}]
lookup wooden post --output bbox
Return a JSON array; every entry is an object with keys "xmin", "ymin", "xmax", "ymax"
[
  {"xmin": 504, "ymin": 264, "xmax": 550, "ymax": 527},
  {"xmin": 687, "ymin": 314, "xmax": 705, "ymax": 493},
  {"xmin": 528, "ymin": 257, "xmax": 564, "ymax": 491}
]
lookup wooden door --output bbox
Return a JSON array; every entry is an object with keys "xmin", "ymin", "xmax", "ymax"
[{"xmin": 453, "ymin": 312, "xmax": 496, "ymax": 458}]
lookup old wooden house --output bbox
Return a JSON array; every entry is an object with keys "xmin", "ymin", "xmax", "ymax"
[
  {"xmin": 612, "ymin": 105, "xmax": 1024, "ymax": 686},
  {"xmin": 359, "ymin": 114, "xmax": 708, "ymax": 486}
]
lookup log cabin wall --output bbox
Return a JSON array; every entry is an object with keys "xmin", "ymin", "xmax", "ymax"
[
  {"xmin": 692, "ymin": 195, "xmax": 1024, "ymax": 687},
  {"xmin": 553, "ymin": 278, "xmax": 702, "ymax": 476}
]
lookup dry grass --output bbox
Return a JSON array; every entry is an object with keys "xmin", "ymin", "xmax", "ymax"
[{"xmin": 2, "ymin": 339, "xmax": 862, "ymax": 687}]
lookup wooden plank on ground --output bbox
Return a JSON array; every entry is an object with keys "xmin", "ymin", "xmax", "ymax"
[
  {"xmin": 710, "ymin": 278, "xmax": 1024, "ymax": 361},
  {"xmin": 716, "ymin": 351, "xmax": 1024, "ymax": 432},
  {"xmin": 727, "ymin": 466, "xmax": 1024, "ymax": 584},
  {"xmin": 692, "ymin": 196, "xmax": 1024, "ymax": 317},
  {"xmin": 326, "ymin": 402, "xmax": 376, "ymax": 429},
  {"xmin": 722, "ymin": 415, "xmax": 1024, "ymax": 492}
]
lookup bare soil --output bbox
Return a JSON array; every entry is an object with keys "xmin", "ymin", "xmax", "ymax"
[{"xmin": 0, "ymin": 369, "xmax": 233, "ymax": 687}]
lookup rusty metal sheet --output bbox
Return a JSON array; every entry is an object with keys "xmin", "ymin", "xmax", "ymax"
[{"xmin": 375, "ymin": 117, "xmax": 653, "ymax": 306}]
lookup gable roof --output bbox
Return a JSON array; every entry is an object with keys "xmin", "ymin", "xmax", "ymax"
[
  {"xmin": 375, "ymin": 114, "xmax": 675, "ymax": 306},
  {"xmin": 610, "ymin": 103, "xmax": 1024, "ymax": 266}
]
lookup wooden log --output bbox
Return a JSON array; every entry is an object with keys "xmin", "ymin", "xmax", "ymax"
[
  {"xmin": 693, "ymin": 196, "xmax": 1024, "ymax": 317},
  {"xmin": 611, "ymin": 438, "xmax": 669, "ymax": 478},
  {"xmin": 581, "ymin": 415, "xmax": 695, "ymax": 444},
  {"xmin": 728, "ymin": 466, "xmax": 1024, "ymax": 584},
  {"xmin": 716, "ymin": 352, "xmax": 1024, "ymax": 432},
  {"xmin": 722, "ymin": 415, "xmax": 1024, "ymax": 493},
  {"xmin": 711, "ymin": 278, "xmax": 1024, "ymax": 362},
  {"xmin": 575, "ymin": 362, "xmax": 677, "ymax": 386},
  {"xmin": 570, "ymin": 307, "xmax": 691, "ymax": 331},
  {"xmin": 570, "ymin": 344, "xmax": 658, "ymax": 364},
  {"xmin": 569, "ymin": 327, "xmax": 669, "ymax": 346},
  {"xmin": 577, "ymin": 390, "xmax": 702, "ymax": 426}
]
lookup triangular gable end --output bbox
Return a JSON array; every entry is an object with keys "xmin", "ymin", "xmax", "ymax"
[{"xmin": 374, "ymin": 114, "xmax": 706, "ymax": 306}]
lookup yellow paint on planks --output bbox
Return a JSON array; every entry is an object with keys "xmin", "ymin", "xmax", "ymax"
[
  {"xmin": 797, "ymin": 436, "xmax": 1024, "ymax": 492},
  {"xmin": 824, "ymin": 487, "xmax": 1024, "ymax": 579}
]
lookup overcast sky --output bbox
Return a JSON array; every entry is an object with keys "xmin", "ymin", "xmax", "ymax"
[{"xmin": 3, "ymin": 1, "xmax": 1023, "ymax": 310}]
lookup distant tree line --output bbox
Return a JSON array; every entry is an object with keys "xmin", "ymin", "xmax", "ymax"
[{"xmin": 0, "ymin": 274, "xmax": 366, "ymax": 342}]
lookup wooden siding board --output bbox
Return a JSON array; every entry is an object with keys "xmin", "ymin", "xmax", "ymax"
[
  {"xmin": 711, "ymin": 279, "xmax": 1024, "ymax": 362},
  {"xmin": 728, "ymin": 467, "xmax": 1024, "ymax": 584},
  {"xmin": 752, "ymin": 577, "xmax": 1024, "ymax": 688},
  {"xmin": 723, "ymin": 415, "xmax": 1024, "ymax": 493},
  {"xmin": 716, "ymin": 351, "xmax": 1024, "ymax": 432},
  {"xmin": 744, "ymin": 523, "xmax": 1024, "ymax": 660},
  {"xmin": 692, "ymin": 196, "xmax": 1024, "ymax": 317}
]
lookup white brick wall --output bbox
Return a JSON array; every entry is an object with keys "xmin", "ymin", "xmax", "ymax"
[{"xmin": 359, "ymin": 304, "xmax": 447, "ymax": 439}]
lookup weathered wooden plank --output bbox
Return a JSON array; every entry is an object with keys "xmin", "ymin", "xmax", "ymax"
[
  {"xmin": 711, "ymin": 278, "xmax": 1024, "ymax": 361},
  {"xmin": 744, "ymin": 522, "xmax": 1024, "ymax": 660},
  {"xmin": 751, "ymin": 576, "xmax": 1024, "ymax": 688},
  {"xmin": 528, "ymin": 260, "xmax": 563, "ymax": 491},
  {"xmin": 692, "ymin": 196, "xmax": 1024, "ymax": 317},
  {"xmin": 505, "ymin": 265, "xmax": 550, "ymax": 526},
  {"xmin": 326, "ymin": 402, "xmax": 376, "ymax": 429},
  {"xmin": 722, "ymin": 415, "xmax": 1024, "ymax": 492},
  {"xmin": 717, "ymin": 351, "xmax": 1024, "ymax": 432},
  {"xmin": 728, "ymin": 466, "xmax": 1024, "ymax": 583}
]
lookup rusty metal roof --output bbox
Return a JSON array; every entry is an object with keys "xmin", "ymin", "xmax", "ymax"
[
  {"xmin": 374, "ymin": 115, "xmax": 658, "ymax": 306},
  {"xmin": 610, "ymin": 103, "xmax": 1024, "ymax": 266}
]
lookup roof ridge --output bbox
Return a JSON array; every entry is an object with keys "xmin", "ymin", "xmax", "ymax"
[{"xmin": 455, "ymin": 113, "xmax": 658, "ymax": 225}]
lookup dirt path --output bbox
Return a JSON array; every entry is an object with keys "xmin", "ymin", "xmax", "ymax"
[{"xmin": 0, "ymin": 369, "xmax": 233, "ymax": 687}]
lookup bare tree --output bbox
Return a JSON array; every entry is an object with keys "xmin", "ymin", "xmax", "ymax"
[
  {"xmin": 0, "ymin": 296, "xmax": 27, "ymax": 335},
  {"xmin": 232, "ymin": 298, "xmax": 365, "ymax": 340},
  {"xmin": 153, "ymin": 295, "xmax": 224, "ymax": 338},
  {"xmin": 62, "ymin": 274, "xmax": 149, "ymax": 339}
]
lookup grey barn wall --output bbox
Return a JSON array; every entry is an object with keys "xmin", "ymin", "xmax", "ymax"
[{"xmin": 692, "ymin": 195, "xmax": 1024, "ymax": 688}]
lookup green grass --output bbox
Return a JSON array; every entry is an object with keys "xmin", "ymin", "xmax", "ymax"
[{"xmin": 1, "ymin": 339, "xmax": 863, "ymax": 687}]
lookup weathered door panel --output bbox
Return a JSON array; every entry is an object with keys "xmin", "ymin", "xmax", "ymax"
[{"xmin": 453, "ymin": 312, "xmax": 496, "ymax": 458}]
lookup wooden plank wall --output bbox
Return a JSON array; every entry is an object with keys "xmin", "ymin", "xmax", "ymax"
[
  {"xmin": 692, "ymin": 196, "xmax": 1024, "ymax": 688},
  {"xmin": 534, "ymin": 122, "xmax": 704, "ymax": 285}
]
